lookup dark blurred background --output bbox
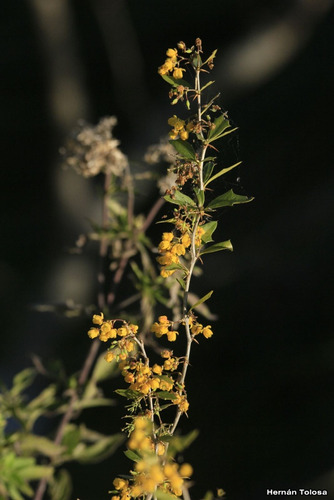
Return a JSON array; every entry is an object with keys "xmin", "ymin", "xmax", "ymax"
[{"xmin": 1, "ymin": 1, "xmax": 334, "ymax": 499}]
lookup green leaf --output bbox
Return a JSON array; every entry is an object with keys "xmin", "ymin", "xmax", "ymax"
[
  {"xmin": 91, "ymin": 352, "xmax": 119, "ymax": 383},
  {"xmin": 19, "ymin": 435, "xmax": 65, "ymax": 458},
  {"xmin": 124, "ymin": 449, "xmax": 142, "ymax": 463},
  {"xmin": 19, "ymin": 465, "xmax": 54, "ymax": 480},
  {"xmin": 190, "ymin": 290, "xmax": 213, "ymax": 311},
  {"xmin": 156, "ymin": 374, "xmax": 174, "ymax": 385},
  {"xmin": 194, "ymin": 188, "xmax": 205, "ymax": 207},
  {"xmin": 161, "ymin": 74, "xmax": 191, "ymax": 88},
  {"xmin": 166, "ymin": 429, "xmax": 199, "ymax": 457},
  {"xmin": 202, "ymin": 491, "xmax": 214, "ymax": 500},
  {"xmin": 156, "ymin": 490, "xmax": 178, "ymax": 500},
  {"xmin": 176, "ymin": 277, "xmax": 186, "ymax": 290},
  {"xmin": 49, "ymin": 469, "xmax": 72, "ymax": 500},
  {"xmin": 205, "ymin": 161, "xmax": 242, "ymax": 187},
  {"xmin": 73, "ymin": 397, "xmax": 115, "ymax": 411},
  {"xmin": 11, "ymin": 368, "xmax": 36, "ymax": 396},
  {"xmin": 74, "ymin": 433, "xmax": 124, "ymax": 464},
  {"xmin": 201, "ymin": 221, "xmax": 218, "ymax": 243},
  {"xmin": 203, "ymin": 162, "xmax": 215, "ymax": 184},
  {"xmin": 115, "ymin": 388, "xmax": 141, "ymax": 400},
  {"xmin": 156, "ymin": 391, "xmax": 178, "ymax": 401},
  {"xmin": 207, "ymin": 114, "xmax": 230, "ymax": 141},
  {"xmin": 200, "ymin": 240, "xmax": 233, "ymax": 255},
  {"xmin": 207, "ymin": 189, "xmax": 254, "ymax": 210},
  {"xmin": 169, "ymin": 139, "xmax": 196, "ymax": 160},
  {"xmin": 164, "ymin": 190, "xmax": 196, "ymax": 207}
]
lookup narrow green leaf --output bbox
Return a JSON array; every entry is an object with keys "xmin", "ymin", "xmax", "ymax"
[
  {"xmin": 194, "ymin": 188, "xmax": 205, "ymax": 206},
  {"xmin": 49, "ymin": 469, "xmax": 72, "ymax": 500},
  {"xmin": 190, "ymin": 290, "xmax": 213, "ymax": 311},
  {"xmin": 176, "ymin": 277, "xmax": 186, "ymax": 290},
  {"xmin": 205, "ymin": 161, "xmax": 242, "ymax": 187},
  {"xmin": 201, "ymin": 221, "xmax": 218, "ymax": 243},
  {"xmin": 73, "ymin": 397, "xmax": 115, "ymax": 411},
  {"xmin": 20, "ymin": 435, "xmax": 65, "ymax": 458},
  {"xmin": 20, "ymin": 465, "xmax": 54, "ymax": 480},
  {"xmin": 212, "ymin": 126, "xmax": 238, "ymax": 142},
  {"xmin": 203, "ymin": 162, "xmax": 215, "ymax": 184},
  {"xmin": 207, "ymin": 189, "xmax": 254, "ymax": 210},
  {"xmin": 200, "ymin": 80, "xmax": 215, "ymax": 92},
  {"xmin": 124, "ymin": 449, "xmax": 142, "ymax": 463},
  {"xmin": 161, "ymin": 74, "xmax": 191, "ymax": 88},
  {"xmin": 156, "ymin": 391, "xmax": 178, "ymax": 401},
  {"xmin": 207, "ymin": 114, "xmax": 230, "ymax": 140},
  {"xmin": 11, "ymin": 368, "xmax": 36, "ymax": 396},
  {"xmin": 169, "ymin": 139, "xmax": 196, "ymax": 160},
  {"xmin": 200, "ymin": 240, "xmax": 233, "ymax": 255}
]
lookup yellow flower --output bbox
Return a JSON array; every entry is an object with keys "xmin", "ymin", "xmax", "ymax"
[
  {"xmin": 179, "ymin": 398, "xmax": 189, "ymax": 413},
  {"xmin": 191, "ymin": 323, "xmax": 203, "ymax": 335},
  {"xmin": 129, "ymin": 324, "xmax": 139, "ymax": 334},
  {"xmin": 104, "ymin": 351, "xmax": 115, "ymax": 362},
  {"xmin": 202, "ymin": 326, "xmax": 213, "ymax": 338},
  {"xmin": 117, "ymin": 327, "xmax": 128, "ymax": 337},
  {"xmin": 158, "ymin": 240, "xmax": 172, "ymax": 252},
  {"xmin": 92, "ymin": 313, "xmax": 104, "ymax": 325},
  {"xmin": 113, "ymin": 478, "xmax": 128, "ymax": 491},
  {"xmin": 161, "ymin": 349, "xmax": 172, "ymax": 358},
  {"xmin": 166, "ymin": 48, "xmax": 178, "ymax": 58},
  {"xmin": 152, "ymin": 364, "xmax": 163, "ymax": 375},
  {"xmin": 87, "ymin": 327, "xmax": 99, "ymax": 339},
  {"xmin": 173, "ymin": 67, "xmax": 184, "ymax": 80},
  {"xmin": 162, "ymin": 232, "xmax": 174, "ymax": 242},
  {"xmin": 149, "ymin": 378, "xmax": 160, "ymax": 390},
  {"xmin": 171, "ymin": 243, "xmax": 186, "ymax": 256},
  {"xmin": 164, "ymin": 58, "xmax": 175, "ymax": 71},
  {"xmin": 169, "ymin": 129, "xmax": 178, "ymax": 140},
  {"xmin": 156, "ymin": 441, "xmax": 166, "ymax": 456},
  {"xmin": 181, "ymin": 233, "xmax": 191, "ymax": 248},
  {"xmin": 168, "ymin": 115, "xmax": 185, "ymax": 131},
  {"xmin": 160, "ymin": 268, "xmax": 176, "ymax": 278},
  {"xmin": 167, "ymin": 330, "xmax": 178, "ymax": 342},
  {"xmin": 179, "ymin": 129, "xmax": 189, "ymax": 141},
  {"xmin": 179, "ymin": 463, "xmax": 193, "ymax": 477}
]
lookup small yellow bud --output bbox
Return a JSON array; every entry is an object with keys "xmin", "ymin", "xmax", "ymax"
[{"xmin": 166, "ymin": 48, "xmax": 178, "ymax": 58}]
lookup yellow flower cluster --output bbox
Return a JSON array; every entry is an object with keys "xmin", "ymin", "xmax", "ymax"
[
  {"xmin": 157, "ymin": 232, "xmax": 190, "ymax": 278},
  {"xmin": 168, "ymin": 115, "xmax": 191, "ymax": 141},
  {"xmin": 111, "ymin": 417, "xmax": 193, "ymax": 499},
  {"xmin": 121, "ymin": 360, "xmax": 162, "ymax": 395},
  {"xmin": 151, "ymin": 315, "xmax": 179, "ymax": 342},
  {"xmin": 189, "ymin": 317, "xmax": 213, "ymax": 339},
  {"xmin": 87, "ymin": 313, "xmax": 139, "ymax": 362},
  {"xmin": 158, "ymin": 48, "xmax": 185, "ymax": 80}
]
